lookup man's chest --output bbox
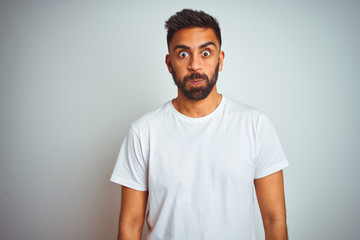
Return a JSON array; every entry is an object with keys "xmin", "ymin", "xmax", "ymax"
[{"xmin": 146, "ymin": 122, "xmax": 256, "ymax": 192}]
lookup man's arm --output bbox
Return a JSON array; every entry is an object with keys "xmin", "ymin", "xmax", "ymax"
[
  {"xmin": 254, "ymin": 170, "xmax": 288, "ymax": 240},
  {"xmin": 118, "ymin": 186, "xmax": 148, "ymax": 240}
]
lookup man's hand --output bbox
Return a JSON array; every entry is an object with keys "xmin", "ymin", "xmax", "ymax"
[
  {"xmin": 118, "ymin": 186, "xmax": 148, "ymax": 240},
  {"xmin": 254, "ymin": 170, "xmax": 288, "ymax": 240}
]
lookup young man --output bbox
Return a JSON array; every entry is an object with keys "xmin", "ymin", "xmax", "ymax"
[{"xmin": 111, "ymin": 9, "xmax": 289, "ymax": 240}]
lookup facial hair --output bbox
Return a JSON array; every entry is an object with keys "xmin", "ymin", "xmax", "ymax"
[{"xmin": 170, "ymin": 62, "xmax": 219, "ymax": 101}]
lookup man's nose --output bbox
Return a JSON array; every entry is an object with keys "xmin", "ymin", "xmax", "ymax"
[{"xmin": 187, "ymin": 55, "xmax": 202, "ymax": 72}]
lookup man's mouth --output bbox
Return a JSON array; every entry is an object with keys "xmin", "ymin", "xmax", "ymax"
[{"xmin": 190, "ymin": 79, "xmax": 205, "ymax": 85}]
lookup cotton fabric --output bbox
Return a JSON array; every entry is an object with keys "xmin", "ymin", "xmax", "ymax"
[{"xmin": 111, "ymin": 95, "xmax": 289, "ymax": 240}]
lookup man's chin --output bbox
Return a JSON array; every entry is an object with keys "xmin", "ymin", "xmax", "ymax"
[
  {"xmin": 175, "ymin": 76, "xmax": 216, "ymax": 100},
  {"xmin": 188, "ymin": 93, "xmax": 207, "ymax": 101},
  {"xmin": 182, "ymin": 87, "xmax": 213, "ymax": 101}
]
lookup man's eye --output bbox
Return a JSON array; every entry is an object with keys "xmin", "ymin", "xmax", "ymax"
[
  {"xmin": 202, "ymin": 50, "xmax": 210, "ymax": 57},
  {"xmin": 179, "ymin": 51, "xmax": 189, "ymax": 58}
]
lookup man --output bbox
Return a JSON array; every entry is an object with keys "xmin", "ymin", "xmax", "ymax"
[{"xmin": 111, "ymin": 9, "xmax": 289, "ymax": 240}]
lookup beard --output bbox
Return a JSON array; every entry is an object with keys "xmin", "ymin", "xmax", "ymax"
[{"xmin": 170, "ymin": 62, "xmax": 219, "ymax": 100}]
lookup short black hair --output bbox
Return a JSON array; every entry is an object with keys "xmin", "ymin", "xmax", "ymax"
[{"xmin": 165, "ymin": 9, "xmax": 222, "ymax": 48}]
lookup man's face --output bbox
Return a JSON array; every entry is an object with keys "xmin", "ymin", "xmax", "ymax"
[{"xmin": 166, "ymin": 27, "xmax": 225, "ymax": 100}]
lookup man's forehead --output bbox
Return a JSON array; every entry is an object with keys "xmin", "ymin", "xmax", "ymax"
[{"xmin": 169, "ymin": 27, "xmax": 220, "ymax": 50}]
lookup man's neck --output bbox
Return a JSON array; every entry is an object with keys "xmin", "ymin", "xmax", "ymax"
[{"xmin": 172, "ymin": 86, "xmax": 222, "ymax": 118}]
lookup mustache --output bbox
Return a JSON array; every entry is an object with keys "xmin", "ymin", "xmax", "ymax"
[{"xmin": 183, "ymin": 72, "xmax": 209, "ymax": 82}]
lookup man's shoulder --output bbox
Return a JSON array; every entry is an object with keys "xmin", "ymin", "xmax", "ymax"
[
  {"xmin": 223, "ymin": 95, "xmax": 263, "ymax": 118},
  {"xmin": 130, "ymin": 101, "xmax": 170, "ymax": 133}
]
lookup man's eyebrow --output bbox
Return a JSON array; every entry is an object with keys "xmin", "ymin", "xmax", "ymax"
[
  {"xmin": 173, "ymin": 45, "xmax": 190, "ymax": 51},
  {"xmin": 173, "ymin": 41, "xmax": 217, "ymax": 51},
  {"xmin": 199, "ymin": 41, "xmax": 216, "ymax": 49}
]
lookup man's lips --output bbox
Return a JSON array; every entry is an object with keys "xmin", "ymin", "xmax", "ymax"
[{"xmin": 189, "ymin": 79, "xmax": 205, "ymax": 85}]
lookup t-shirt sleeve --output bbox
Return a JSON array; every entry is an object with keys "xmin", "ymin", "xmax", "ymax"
[
  {"xmin": 110, "ymin": 126, "xmax": 148, "ymax": 191},
  {"xmin": 254, "ymin": 113, "xmax": 289, "ymax": 179}
]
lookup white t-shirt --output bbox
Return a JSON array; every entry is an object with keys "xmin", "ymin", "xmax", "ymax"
[{"xmin": 111, "ymin": 95, "xmax": 289, "ymax": 240}]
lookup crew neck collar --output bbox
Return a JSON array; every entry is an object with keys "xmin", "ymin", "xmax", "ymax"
[{"xmin": 168, "ymin": 95, "xmax": 226, "ymax": 122}]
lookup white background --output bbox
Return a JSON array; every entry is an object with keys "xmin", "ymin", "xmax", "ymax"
[{"xmin": 0, "ymin": 0, "xmax": 359, "ymax": 239}]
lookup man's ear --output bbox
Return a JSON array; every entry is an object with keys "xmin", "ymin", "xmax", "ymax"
[
  {"xmin": 165, "ymin": 54, "xmax": 172, "ymax": 74},
  {"xmin": 218, "ymin": 50, "xmax": 225, "ymax": 72}
]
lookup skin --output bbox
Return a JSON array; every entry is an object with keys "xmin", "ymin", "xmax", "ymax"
[
  {"xmin": 118, "ymin": 27, "xmax": 288, "ymax": 240},
  {"xmin": 165, "ymin": 27, "xmax": 225, "ymax": 118},
  {"xmin": 118, "ymin": 186, "xmax": 148, "ymax": 240},
  {"xmin": 255, "ymin": 170, "xmax": 288, "ymax": 240}
]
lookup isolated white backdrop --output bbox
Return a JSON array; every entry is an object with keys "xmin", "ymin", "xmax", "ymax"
[{"xmin": 0, "ymin": 0, "xmax": 359, "ymax": 239}]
